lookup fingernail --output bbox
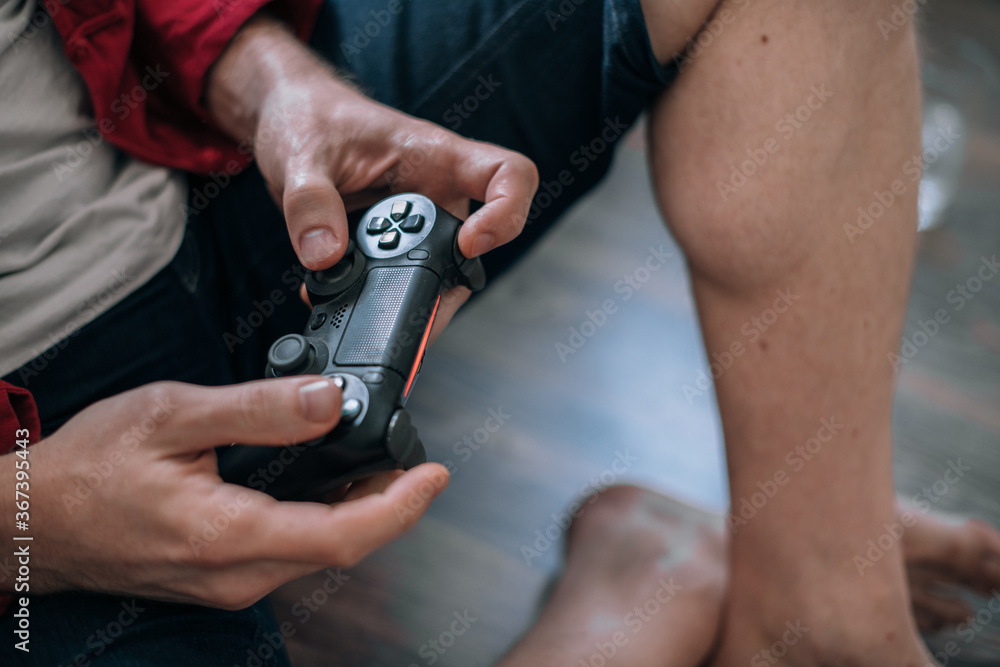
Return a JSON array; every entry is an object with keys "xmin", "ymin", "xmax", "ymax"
[
  {"xmin": 300, "ymin": 228, "xmax": 338, "ymax": 263},
  {"xmin": 470, "ymin": 233, "xmax": 495, "ymax": 258},
  {"xmin": 300, "ymin": 379, "xmax": 337, "ymax": 423}
]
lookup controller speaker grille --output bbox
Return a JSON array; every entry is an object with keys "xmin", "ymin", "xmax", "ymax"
[{"xmin": 331, "ymin": 304, "xmax": 348, "ymax": 329}]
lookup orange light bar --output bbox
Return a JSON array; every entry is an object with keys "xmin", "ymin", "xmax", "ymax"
[{"xmin": 404, "ymin": 295, "xmax": 441, "ymax": 399}]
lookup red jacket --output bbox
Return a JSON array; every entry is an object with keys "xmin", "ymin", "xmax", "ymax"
[
  {"xmin": 1, "ymin": 0, "xmax": 323, "ymax": 611},
  {"xmin": 1, "ymin": 1, "xmax": 326, "ymax": 440},
  {"xmin": 44, "ymin": 0, "xmax": 322, "ymax": 174},
  {"xmin": 0, "ymin": 383, "xmax": 40, "ymax": 457}
]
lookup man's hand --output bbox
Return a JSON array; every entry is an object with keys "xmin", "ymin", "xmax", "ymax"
[
  {"xmin": 206, "ymin": 15, "xmax": 537, "ymax": 330},
  {"xmin": 205, "ymin": 15, "xmax": 538, "ymax": 268},
  {"xmin": 0, "ymin": 378, "xmax": 448, "ymax": 609}
]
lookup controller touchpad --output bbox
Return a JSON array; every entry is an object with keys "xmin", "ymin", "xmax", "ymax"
[{"xmin": 334, "ymin": 266, "xmax": 440, "ymax": 375}]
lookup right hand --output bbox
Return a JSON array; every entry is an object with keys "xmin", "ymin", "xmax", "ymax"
[
  {"xmin": 0, "ymin": 377, "xmax": 449, "ymax": 609},
  {"xmin": 207, "ymin": 14, "xmax": 539, "ymax": 270}
]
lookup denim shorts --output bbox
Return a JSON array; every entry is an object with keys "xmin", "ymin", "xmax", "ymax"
[
  {"xmin": 0, "ymin": 1, "xmax": 678, "ymax": 664},
  {"xmin": 310, "ymin": 0, "xmax": 678, "ymax": 273}
]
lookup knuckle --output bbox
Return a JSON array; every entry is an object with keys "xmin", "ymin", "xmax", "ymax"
[
  {"xmin": 237, "ymin": 384, "xmax": 273, "ymax": 433},
  {"xmin": 131, "ymin": 382, "xmax": 182, "ymax": 427},
  {"xmin": 282, "ymin": 175, "xmax": 338, "ymax": 225},
  {"xmin": 333, "ymin": 543, "xmax": 363, "ymax": 569},
  {"xmin": 412, "ymin": 121, "xmax": 449, "ymax": 148},
  {"xmin": 504, "ymin": 207, "xmax": 526, "ymax": 235},
  {"xmin": 515, "ymin": 153, "xmax": 540, "ymax": 187},
  {"xmin": 284, "ymin": 176, "xmax": 331, "ymax": 203},
  {"xmin": 139, "ymin": 382, "xmax": 174, "ymax": 412}
]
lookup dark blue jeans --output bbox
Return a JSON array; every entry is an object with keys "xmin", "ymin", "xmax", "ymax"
[{"xmin": 1, "ymin": 0, "xmax": 676, "ymax": 664}]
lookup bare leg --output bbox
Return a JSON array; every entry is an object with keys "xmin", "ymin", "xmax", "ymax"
[
  {"xmin": 643, "ymin": 0, "xmax": 931, "ymax": 663},
  {"xmin": 496, "ymin": 487, "xmax": 726, "ymax": 667}
]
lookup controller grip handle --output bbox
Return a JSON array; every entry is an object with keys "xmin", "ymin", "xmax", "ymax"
[
  {"xmin": 459, "ymin": 256, "xmax": 486, "ymax": 291},
  {"xmin": 385, "ymin": 408, "xmax": 426, "ymax": 468}
]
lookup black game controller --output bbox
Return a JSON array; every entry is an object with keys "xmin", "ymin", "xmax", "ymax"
[{"xmin": 218, "ymin": 194, "xmax": 485, "ymax": 500}]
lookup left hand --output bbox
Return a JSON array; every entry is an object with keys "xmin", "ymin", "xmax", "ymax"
[{"xmin": 207, "ymin": 15, "xmax": 539, "ymax": 331}]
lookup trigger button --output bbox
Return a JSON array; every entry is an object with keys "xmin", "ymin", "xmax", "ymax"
[
  {"xmin": 407, "ymin": 249, "xmax": 430, "ymax": 261},
  {"xmin": 460, "ymin": 258, "xmax": 487, "ymax": 291},
  {"xmin": 385, "ymin": 409, "xmax": 419, "ymax": 462}
]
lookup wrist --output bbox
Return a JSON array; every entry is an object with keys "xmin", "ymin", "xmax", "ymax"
[{"xmin": 206, "ymin": 12, "xmax": 354, "ymax": 144}]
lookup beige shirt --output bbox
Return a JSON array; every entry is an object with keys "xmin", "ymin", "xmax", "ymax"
[{"xmin": 0, "ymin": 0, "xmax": 187, "ymax": 378}]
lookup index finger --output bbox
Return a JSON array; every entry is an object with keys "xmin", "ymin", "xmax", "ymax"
[
  {"xmin": 448, "ymin": 140, "xmax": 539, "ymax": 259},
  {"xmin": 243, "ymin": 463, "xmax": 450, "ymax": 565}
]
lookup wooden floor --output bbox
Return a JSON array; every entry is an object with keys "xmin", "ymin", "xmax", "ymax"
[{"xmin": 272, "ymin": 1, "xmax": 1000, "ymax": 664}]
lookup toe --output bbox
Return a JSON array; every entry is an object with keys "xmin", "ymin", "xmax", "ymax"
[
  {"xmin": 964, "ymin": 519, "xmax": 1000, "ymax": 593},
  {"xmin": 910, "ymin": 586, "xmax": 973, "ymax": 629},
  {"xmin": 903, "ymin": 511, "xmax": 1000, "ymax": 597}
]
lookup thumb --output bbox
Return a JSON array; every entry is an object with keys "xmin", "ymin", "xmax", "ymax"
[{"xmin": 282, "ymin": 165, "xmax": 350, "ymax": 270}]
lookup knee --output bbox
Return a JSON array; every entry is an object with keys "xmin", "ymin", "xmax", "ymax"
[{"xmin": 646, "ymin": 1, "xmax": 922, "ymax": 292}]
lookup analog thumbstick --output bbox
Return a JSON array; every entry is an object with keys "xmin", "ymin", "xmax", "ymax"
[
  {"xmin": 314, "ymin": 248, "xmax": 355, "ymax": 285},
  {"xmin": 268, "ymin": 334, "xmax": 313, "ymax": 375},
  {"xmin": 305, "ymin": 241, "xmax": 365, "ymax": 302}
]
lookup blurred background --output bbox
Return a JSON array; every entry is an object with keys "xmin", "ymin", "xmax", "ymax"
[{"xmin": 273, "ymin": 1, "xmax": 1000, "ymax": 664}]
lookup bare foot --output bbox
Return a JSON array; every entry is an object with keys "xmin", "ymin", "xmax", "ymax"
[
  {"xmin": 705, "ymin": 507, "xmax": 1000, "ymax": 667},
  {"xmin": 900, "ymin": 506, "xmax": 1000, "ymax": 632},
  {"xmin": 497, "ymin": 486, "xmax": 727, "ymax": 667}
]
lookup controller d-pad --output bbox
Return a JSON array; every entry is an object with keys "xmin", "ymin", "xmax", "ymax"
[
  {"xmin": 390, "ymin": 201, "xmax": 411, "ymax": 221},
  {"xmin": 357, "ymin": 194, "xmax": 436, "ymax": 259},
  {"xmin": 400, "ymin": 214, "xmax": 424, "ymax": 233},
  {"xmin": 366, "ymin": 217, "xmax": 391, "ymax": 234},
  {"xmin": 378, "ymin": 230, "xmax": 401, "ymax": 249}
]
